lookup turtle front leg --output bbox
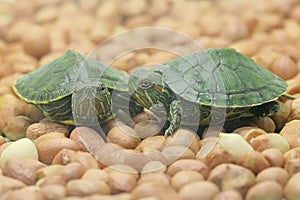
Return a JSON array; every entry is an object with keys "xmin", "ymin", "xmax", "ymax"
[
  {"xmin": 164, "ymin": 100, "xmax": 182, "ymax": 137},
  {"xmin": 150, "ymin": 100, "xmax": 182, "ymax": 137}
]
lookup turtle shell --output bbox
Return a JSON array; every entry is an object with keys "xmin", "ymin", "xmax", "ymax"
[
  {"xmin": 155, "ymin": 48, "xmax": 287, "ymax": 107},
  {"xmin": 14, "ymin": 50, "xmax": 129, "ymax": 104}
]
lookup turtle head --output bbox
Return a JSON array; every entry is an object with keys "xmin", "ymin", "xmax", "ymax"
[
  {"xmin": 72, "ymin": 81, "xmax": 113, "ymax": 125},
  {"xmin": 129, "ymin": 68, "xmax": 163, "ymax": 109}
]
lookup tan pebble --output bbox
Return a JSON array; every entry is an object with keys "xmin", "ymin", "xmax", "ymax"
[
  {"xmin": 167, "ymin": 159, "xmax": 209, "ymax": 178},
  {"xmin": 0, "ymin": 175, "xmax": 27, "ymax": 191},
  {"xmin": 78, "ymin": 0, "xmax": 99, "ymax": 13},
  {"xmin": 238, "ymin": 151, "xmax": 270, "ymax": 174},
  {"xmin": 179, "ymin": 181, "xmax": 219, "ymax": 200},
  {"xmin": 200, "ymin": 12, "xmax": 223, "ymax": 36},
  {"xmin": 270, "ymin": 54, "xmax": 298, "ymax": 80},
  {"xmin": 95, "ymin": 1, "xmax": 121, "ymax": 26},
  {"xmin": 4, "ymin": 20, "xmax": 34, "ymax": 42},
  {"xmin": 3, "ymin": 157, "xmax": 46, "ymax": 185},
  {"xmin": 37, "ymin": 164, "xmax": 64, "ymax": 179},
  {"xmin": 107, "ymin": 169, "xmax": 137, "ymax": 194},
  {"xmin": 0, "ymin": 85, "xmax": 11, "ymax": 96},
  {"xmin": 107, "ymin": 125, "xmax": 141, "ymax": 149},
  {"xmin": 2, "ymin": 115, "xmax": 33, "ymax": 140},
  {"xmin": 60, "ymin": 162, "xmax": 85, "ymax": 181},
  {"xmin": 120, "ymin": 0, "xmax": 147, "ymax": 17},
  {"xmin": 288, "ymin": 98, "xmax": 300, "ymax": 122},
  {"xmin": 34, "ymin": 5, "xmax": 58, "ymax": 24},
  {"xmin": 134, "ymin": 120, "xmax": 162, "ymax": 138},
  {"xmin": 52, "ymin": 149, "xmax": 76, "ymax": 165},
  {"xmin": 36, "ymin": 138, "xmax": 79, "ymax": 165},
  {"xmin": 71, "ymin": 151, "xmax": 99, "ymax": 171},
  {"xmin": 139, "ymin": 147, "xmax": 166, "ymax": 164},
  {"xmin": 37, "ymin": 175, "xmax": 66, "ymax": 187},
  {"xmin": 84, "ymin": 193, "xmax": 132, "ymax": 200},
  {"xmin": 218, "ymin": 133, "xmax": 254, "ymax": 162},
  {"xmin": 106, "ymin": 148, "xmax": 152, "ymax": 171},
  {"xmin": 221, "ymin": 18, "xmax": 249, "ymax": 42},
  {"xmin": 284, "ymin": 158, "xmax": 300, "ymax": 176},
  {"xmin": 34, "ymin": 132, "xmax": 66, "ymax": 146},
  {"xmin": 148, "ymin": 51, "xmax": 177, "ymax": 64},
  {"xmin": 89, "ymin": 26, "xmax": 111, "ymax": 44},
  {"xmin": 69, "ymin": 127, "xmax": 105, "ymax": 153},
  {"xmin": 290, "ymin": 5, "xmax": 300, "ymax": 23},
  {"xmin": 138, "ymin": 172, "xmax": 171, "ymax": 186},
  {"xmin": 101, "ymin": 120, "xmax": 125, "ymax": 135},
  {"xmin": 125, "ymin": 15, "xmax": 153, "ymax": 28},
  {"xmin": 0, "ymin": 138, "xmax": 38, "ymax": 168},
  {"xmin": 271, "ymin": 100, "xmax": 291, "ymax": 130},
  {"xmin": 250, "ymin": 133, "xmax": 290, "ymax": 153},
  {"xmin": 284, "ymin": 147, "xmax": 300, "ymax": 162},
  {"xmin": 132, "ymin": 112, "xmax": 151, "ymax": 124},
  {"xmin": 162, "ymin": 145, "xmax": 195, "ymax": 163},
  {"xmin": 135, "ymin": 136, "xmax": 165, "ymax": 152},
  {"xmin": 197, "ymin": 136, "xmax": 219, "ymax": 158},
  {"xmin": 171, "ymin": 170, "xmax": 204, "ymax": 191},
  {"xmin": 213, "ymin": 190, "xmax": 243, "ymax": 200},
  {"xmin": 61, "ymin": 196, "xmax": 82, "ymax": 200},
  {"xmin": 132, "ymin": 181, "xmax": 177, "ymax": 199},
  {"xmin": 41, "ymin": 184, "xmax": 67, "ymax": 200},
  {"xmin": 199, "ymin": 143, "xmax": 234, "ymax": 170},
  {"xmin": 287, "ymin": 78, "xmax": 300, "ymax": 95},
  {"xmin": 49, "ymin": 30, "xmax": 68, "ymax": 52},
  {"xmin": 280, "ymin": 120, "xmax": 300, "ymax": 148},
  {"xmin": 246, "ymin": 180, "xmax": 283, "ymax": 200},
  {"xmin": 256, "ymin": 167, "xmax": 288, "ymax": 187},
  {"xmin": 5, "ymin": 186, "xmax": 44, "ymax": 200},
  {"xmin": 0, "ymin": 94, "xmax": 27, "ymax": 131},
  {"xmin": 229, "ymin": 39, "xmax": 258, "ymax": 57},
  {"xmin": 208, "ymin": 163, "xmax": 256, "ymax": 196},
  {"xmin": 23, "ymin": 104, "xmax": 44, "ymax": 122},
  {"xmin": 10, "ymin": 0, "xmax": 37, "ymax": 16},
  {"xmin": 284, "ymin": 172, "xmax": 300, "ymax": 200},
  {"xmin": 21, "ymin": 25, "xmax": 50, "ymax": 58},
  {"xmin": 141, "ymin": 161, "xmax": 166, "ymax": 174},
  {"xmin": 251, "ymin": 117, "xmax": 276, "ymax": 133},
  {"xmin": 8, "ymin": 52, "xmax": 38, "ymax": 73},
  {"xmin": 255, "ymin": 13, "xmax": 282, "ymax": 32},
  {"xmin": 261, "ymin": 148, "xmax": 285, "ymax": 167},
  {"xmin": 67, "ymin": 179, "xmax": 110, "ymax": 196},
  {"xmin": 0, "ymin": 135, "xmax": 6, "ymax": 146},
  {"xmin": 26, "ymin": 122, "xmax": 69, "ymax": 141},
  {"xmin": 0, "ymin": 142, "xmax": 12, "ymax": 158},
  {"xmin": 82, "ymin": 168, "xmax": 109, "ymax": 182},
  {"xmin": 148, "ymin": 0, "xmax": 169, "ymax": 18},
  {"xmin": 104, "ymin": 164, "xmax": 139, "ymax": 179},
  {"xmin": 94, "ymin": 143, "xmax": 124, "ymax": 168},
  {"xmin": 164, "ymin": 129, "xmax": 200, "ymax": 154},
  {"xmin": 284, "ymin": 19, "xmax": 300, "ymax": 42},
  {"xmin": 39, "ymin": 51, "xmax": 64, "ymax": 66},
  {"xmin": 252, "ymin": 50, "xmax": 280, "ymax": 70}
]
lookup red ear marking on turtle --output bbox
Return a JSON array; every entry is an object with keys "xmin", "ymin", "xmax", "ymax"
[{"xmin": 156, "ymin": 85, "xmax": 163, "ymax": 93}]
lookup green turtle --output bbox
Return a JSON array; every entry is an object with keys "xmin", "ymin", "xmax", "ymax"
[
  {"xmin": 129, "ymin": 48, "xmax": 290, "ymax": 136},
  {"xmin": 14, "ymin": 49, "xmax": 142, "ymax": 126}
]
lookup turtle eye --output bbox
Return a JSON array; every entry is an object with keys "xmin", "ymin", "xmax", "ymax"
[
  {"xmin": 139, "ymin": 80, "xmax": 153, "ymax": 90},
  {"xmin": 97, "ymin": 84, "xmax": 107, "ymax": 93}
]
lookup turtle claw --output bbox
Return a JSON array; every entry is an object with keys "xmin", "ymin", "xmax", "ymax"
[{"xmin": 164, "ymin": 128, "xmax": 173, "ymax": 137}]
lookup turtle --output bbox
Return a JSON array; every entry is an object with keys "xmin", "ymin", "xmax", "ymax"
[
  {"xmin": 14, "ymin": 49, "xmax": 143, "ymax": 127},
  {"xmin": 129, "ymin": 48, "xmax": 291, "ymax": 136}
]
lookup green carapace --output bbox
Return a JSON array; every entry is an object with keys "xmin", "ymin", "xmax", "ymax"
[
  {"xmin": 129, "ymin": 48, "xmax": 289, "ymax": 136},
  {"xmin": 14, "ymin": 50, "xmax": 142, "ymax": 126}
]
